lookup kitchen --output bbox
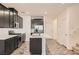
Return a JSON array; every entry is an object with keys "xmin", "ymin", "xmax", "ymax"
[
  {"xmin": 0, "ymin": 3, "xmax": 79, "ymax": 55},
  {"xmin": 0, "ymin": 3, "xmax": 46, "ymax": 55}
]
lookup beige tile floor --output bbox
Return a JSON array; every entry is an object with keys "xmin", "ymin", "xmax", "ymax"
[
  {"xmin": 46, "ymin": 39, "xmax": 78, "ymax": 55},
  {"xmin": 11, "ymin": 39, "xmax": 78, "ymax": 55},
  {"xmin": 11, "ymin": 41, "xmax": 30, "ymax": 55}
]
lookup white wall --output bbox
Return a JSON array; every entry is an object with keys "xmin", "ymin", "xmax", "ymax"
[
  {"xmin": 44, "ymin": 16, "xmax": 54, "ymax": 39},
  {"xmin": 22, "ymin": 16, "xmax": 31, "ymax": 41},
  {"xmin": 57, "ymin": 9, "xmax": 71, "ymax": 49},
  {"xmin": 52, "ymin": 5, "xmax": 79, "ymax": 50},
  {"xmin": 68, "ymin": 6, "xmax": 79, "ymax": 48},
  {"xmin": 52, "ymin": 18, "xmax": 57, "ymax": 40}
]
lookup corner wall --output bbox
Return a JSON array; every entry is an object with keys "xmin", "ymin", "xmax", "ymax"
[
  {"xmin": 53, "ymin": 5, "xmax": 79, "ymax": 50},
  {"xmin": 57, "ymin": 9, "xmax": 71, "ymax": 49},
  {"xmin": 68, "ymin": 6, "xmax": 79, "ymax": 48},
  {"xmin": 52, "ymin": 18, "xmax": 57, "ymax": 40}
]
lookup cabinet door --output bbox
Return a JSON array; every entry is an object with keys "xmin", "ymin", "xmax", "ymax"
[
  {"xmin": 10, "ymin": 38, "xmax": 15, "ymax": 52},
  {"xmin": 0, "ymin": 4, "xmax": 9, "ymax": 28},
  {"xmin": 18, "ymin": 16, "xmax": 23, "ymax": 28},
  {"xmin": 9, "ymin": 8, "xmax": 18, "ymax": 28},
  {"xmin": 0, "ymin": 4, "xmax": 4, "ymax": 28},
  {"xmin": 13, "ymin": 36, "xmax": 18, "ymax": 49},
  {"xmin": 19, "ymin": 18, "xmax": 23, "ymax": 28},
  {"xmin": 30, "ymin": 38, "xmax": 42, "ymax": 55},
  {"xmin": 5, "ymin": 36, "xmax": 18, "ymax": 54},
  {"xmin": 9, "ymin": 10, "xmax": 14, "ymax": 28},
  {"xmin": 3, "ymin": 7, "xmax": 9, "ymax": 28},
  {"xmin": 5, "ymin": 39, "xmax": 12, "ymax": 54}
]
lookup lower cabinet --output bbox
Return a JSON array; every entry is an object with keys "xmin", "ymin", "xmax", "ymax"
[
  {"xmin": 21, "ymin": 33, "xmax": 26, "ymax": 43},
  {"xmin": 5, "ymin": 36, "xmax": 19, "ymax": 55},
  {"xmin": 0, "ymin": 36, "xmax": 19, "ymax": 55},
  {"xmin": 30, "ymin": 38, "xmax": 42, "ymax": 55}
]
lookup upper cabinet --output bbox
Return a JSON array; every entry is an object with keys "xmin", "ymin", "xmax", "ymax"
[
  {"xmin": 0, "ymin": 4, "xmax": 23, "ymax": 28},
  {"xmin": 0, "ymin": 4, "xmax": 9, "ymax": 28},
  {"xmin": 17, "ymin": 15, "xmax": 23, "ymax": 28},
  {"xmin": 9, "ymin": 8, "xmax": 18, "ymax": 28},
  {"xmin": 9, "ymin": 8, "xmax": 23, "ymax": 28}
]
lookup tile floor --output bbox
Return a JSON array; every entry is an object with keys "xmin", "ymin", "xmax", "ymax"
[
  {"xmin": 46, "ymin": 39, "xmax": 78, "ymax": 55},
  {"xmin": 11, "ymin": 41, "xmax": 30, "ymax": 55},
  {"xmin": 11, "ymin": 39, "xmax": 79, "ymax": 55}
]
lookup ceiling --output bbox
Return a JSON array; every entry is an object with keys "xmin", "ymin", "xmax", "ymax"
[{"xmin": 2, "ymin": 3, "xmax": 78, "ymax": 19}]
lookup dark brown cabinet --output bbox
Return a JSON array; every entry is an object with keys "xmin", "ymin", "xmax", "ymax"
[
  {"xmin": 9, "ymin": 8, "xmax": 18, "ymax": 28},
  {"xmin": 0, "ymin": 36, "xmax": 20, "ymax": 55},
  {"xmin": 0, "ymin": 4, "xmax": 23, "ymax": 28},
  {"xmin": 0, "ymin": 4, "xmax": 9, "ymax": 28},
  {"xmin": 5, "ymin": 36, "xmax": 19, "ymax": 55},
  {"xmin": 4, "ymin": 8, "xmax": 9, "ymax": 28},
  {"xmin": 17, "ymin": 15, "xmax": 23, "ymax": 28},
  {"xmin": 30, "ymin": 38, "xmax": 42, "ymax": 55},
  {"xmin": 9, "ymin": 8, "xmax": 23, "ymax": 28}
]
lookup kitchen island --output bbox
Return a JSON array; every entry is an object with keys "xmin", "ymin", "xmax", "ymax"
[{"xmin": 30, "ymin": 34, "xmax": 46, "ymax": 55}]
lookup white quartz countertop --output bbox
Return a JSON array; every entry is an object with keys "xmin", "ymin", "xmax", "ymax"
[
  {"xmin": 30, "ymin": 35, "xmax": 44, "ymax": 38},
  {"xmin": 0, "ymin": 35, "xmax": 18, "ymax": 40},
  {"xmin": 30, "ymin": 33, "xmax": 53, "ymax": 39},
  {"xmin": 30, "ymin": 35, "xmax": 53, "ymax": 39}
]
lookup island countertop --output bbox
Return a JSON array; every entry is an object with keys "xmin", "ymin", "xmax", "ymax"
[{"xmin": 0, "ymin": 35, "xmax": 18, "ymax": 40}]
